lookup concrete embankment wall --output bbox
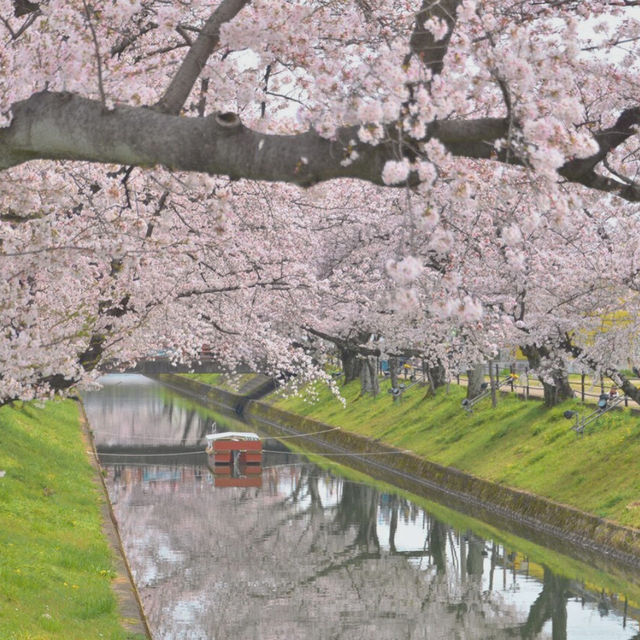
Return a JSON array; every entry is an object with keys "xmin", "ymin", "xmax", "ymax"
[
  {"xmin": 245, "ymin": 400, "xmax": 640, "ymax": 570},
  {"xmin": 150, "ymin": 373, "xmax": 640, "ymax": 570},
  {"xmin": 149, "ymin": 373, "xmax": 247, "ymax": 413}
]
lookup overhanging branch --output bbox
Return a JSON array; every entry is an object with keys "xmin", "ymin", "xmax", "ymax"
[{"xmin": 1, "ymin": 91, "xmax": 638, "ymax": 201}]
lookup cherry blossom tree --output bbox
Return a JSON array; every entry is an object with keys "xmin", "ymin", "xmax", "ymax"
[{"xmin": 1, "ymin": 0, "xmax": 640, "ymax": 403}]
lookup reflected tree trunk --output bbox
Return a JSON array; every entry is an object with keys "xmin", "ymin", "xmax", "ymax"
[
  {"xmin": 520, "ymin": 568, "xmax": 569, "ymax": 640},
  {"xmin": 466, "ymin": 534, "xmax": 485, "ymax": 577},
  {"xmin": 307, "ymin": 473, "xmax": 323, "ymax": 512},
  {"xmin": 389, "ymin": 496, "xmax": 398, "ymax": 554},
  {"xmin": 333, "ymin": 483, "xmax": 380, "ymax": 551},
  {"xmin": 429, "ymin": 518, "xmax": 448, "ymax": 574},
  {"xmin": 180, "ymin": 408, "xmax": 197, "ymax": 445}
]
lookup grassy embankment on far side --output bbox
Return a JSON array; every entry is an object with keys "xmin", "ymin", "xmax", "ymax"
[
  {"xmin": 0, "ymin": 400, "xmax": 146, "ymax": 640},
  {"xmin": 269, "ymin": 378, "xmax": 640, "ymax": 529},
  {"xmin": 179, "ymin": 372, "xmax": 256, "ymax": 391}
]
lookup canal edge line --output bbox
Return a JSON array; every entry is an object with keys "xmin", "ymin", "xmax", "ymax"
[
  {"xmin": 77, "ymin": 400, "xmax": 154, "ymax": 640},
  {"xmin": 151, "ymin": 373, "xmax": 640, "ymax": 572}
]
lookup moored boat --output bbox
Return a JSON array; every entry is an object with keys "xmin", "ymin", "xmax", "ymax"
[{"xmin": 205, "ymin": 432, "xmax": 262, "ymax": 474}]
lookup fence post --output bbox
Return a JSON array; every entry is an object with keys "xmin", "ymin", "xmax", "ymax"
[
  {"xmin": 581, "ymin": 373, "xmax": 585, "ymax": 403},
  {"xmin": 510, "ymin": 364, "xmax": 515, "ymax": 391},
  {"xmin": 489, "ymin": 360, "xmax": 497, "ymax": 408}
]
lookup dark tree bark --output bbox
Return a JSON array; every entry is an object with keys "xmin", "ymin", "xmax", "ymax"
[
  {"xmin": 339, "ymin": 346, "xmax": 363, "ymax": 385},
  {"xmin": 424, "ymin": 360, "xmax": 446, "ymax": 396},
  {"xmin": 389, "ymin": 356, "xmax": 399, "ymax": 390},
  {"xmin": 428, "ymin": 362, "xmax": 446, "ymax": 389},
  {"xmin": 1, "ymin": 92, "xmax": 639, "ymax": 202},
  {"xmin": 521, "ymin": 344, "xmax": 574, "ymax": 407}
]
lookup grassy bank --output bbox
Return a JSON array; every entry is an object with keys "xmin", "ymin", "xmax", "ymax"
[
  {"xmin": 0, "ymin": 400, "xmax": 145, "ymax": 640},
  {"xmin": 269, "ymin": 379, "xmax": 640, "ymax": 529},
  {"xmin": 179, "ymin": 372, "xmax": 256, "ymax": 391}
]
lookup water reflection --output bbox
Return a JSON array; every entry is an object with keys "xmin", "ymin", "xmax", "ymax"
[{"xmin": 83, "ymin": 376, "xmax": 640, "ymax": 640}]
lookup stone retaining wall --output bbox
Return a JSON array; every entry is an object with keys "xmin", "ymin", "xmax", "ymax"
[{"xmin": 151, "ymin": 373, "xmax": 246, "ymax": 413}]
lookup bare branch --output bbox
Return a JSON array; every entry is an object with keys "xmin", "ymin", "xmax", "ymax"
[
  {"xmin": 82, "ymin": 0, "xmax": 106, "ymax": 108},
  {"xmin": 155, "ymin": 0, "xmax": 250, "ymax": 115},
  {"xmin": 405, "ymin": 0, "xmax": 461, "ymax": 77},
  {"xmin": 111, "ymin": 21, "xmax": 158, "ymax": 58}
]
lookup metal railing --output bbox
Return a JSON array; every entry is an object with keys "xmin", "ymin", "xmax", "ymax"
[
  {"xmin": 461, "ymin": 376, "xmax": 516, "ymax": 414},
  {"xmin": 564, "ymin": 394, "xmax": 627, "ymax": 435}
]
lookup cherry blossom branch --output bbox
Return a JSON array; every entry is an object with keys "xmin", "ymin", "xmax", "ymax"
[
  {"xmin": 155, "ymin": 0, "xmax": 250, "ymax": 115},
  {"xmin": 1, "ymin": 6, "xmax": 40, "ymax": 40},
  {"xmin": 110, "ymin": 20, "xmax": 158, "ymax": 57},
  {"xmin": 559, "ymin": 107, "xmax": 640, "ymax": 201},
  {"xmin": 558, "ymin": 334, "xmax": 640, "ymax": 405},
  {"xmin": 1, "ymin": 91, "xmax": 639, "ymax": 201},
  {"xmin": 303, "ymin": 325, "xmax": 380, "ymax": 357}
]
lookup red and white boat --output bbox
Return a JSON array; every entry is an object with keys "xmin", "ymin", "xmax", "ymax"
[{"xmin": 205, "ymin": 432, "xmax": 262, "ymax": 475}]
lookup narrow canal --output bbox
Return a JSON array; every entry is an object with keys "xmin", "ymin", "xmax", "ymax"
[{"xmin": 83, "ymin": 375, "xmax": 640, "ymax": 640}]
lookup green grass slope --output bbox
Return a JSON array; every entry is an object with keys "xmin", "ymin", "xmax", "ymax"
[
  {"xmin": 0, "ymin": 401, "xmax": 145, "ymax": 640},
  {"xmin": 272, "ymin": 379, "xmax": 640, "ymax": 529}
]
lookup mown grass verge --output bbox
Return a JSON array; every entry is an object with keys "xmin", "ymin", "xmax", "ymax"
[
  {"xmin": 0, "ymin": 400, "xmax": 146, "ymax": 640},
  {"xmin": 269, "ymin": 378, "xmax": 640, "ymax": 529}
]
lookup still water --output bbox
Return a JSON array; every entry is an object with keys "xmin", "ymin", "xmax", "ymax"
[{"xmin": 83, "ymin": 375, "xmax": 640, "ymax": 640}]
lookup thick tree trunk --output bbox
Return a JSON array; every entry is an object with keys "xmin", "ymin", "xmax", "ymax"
[
  {"xmin": 488, "ymin": 359, "xmax": 497, "ymax": 408},
  {"xmin": 389, "ymin": 356, "xmax": 399, "ymax": 390},
  {"xmin": 428, "ymin": 362, "xmax": 446, "ymax": 389},
  {"xmin": 466, "ymin": 363, "xmax": 485, "ymax": 399},
  {"xmin": 340, "ymin": 347, "xmax": 362, "ymax": 384},
  {"xmin": 541, "ymin": 377, "xmax": 574, "ymax": 407},
  {"xmin": 360, "ymin": 355, "xmax": 380, "ymax": 397},
  {"xmin": 521, "ymin": 344, "xmax": 574, "ymax": 407}
]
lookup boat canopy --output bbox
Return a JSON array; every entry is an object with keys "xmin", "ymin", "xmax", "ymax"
[{"xmin": 205, "ymin": 432, "xmax": 261, "ymax": 444}]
